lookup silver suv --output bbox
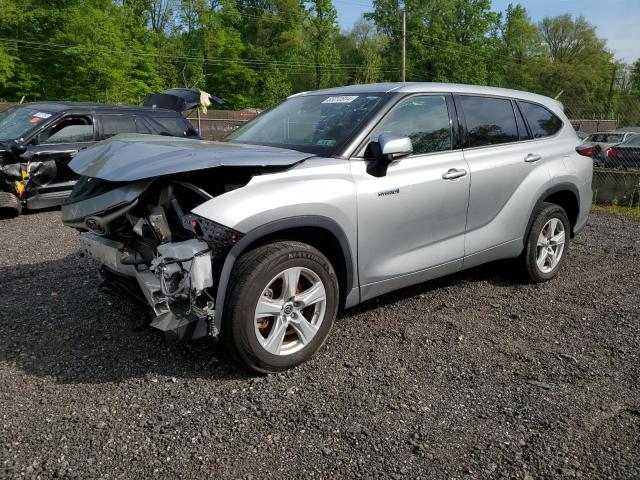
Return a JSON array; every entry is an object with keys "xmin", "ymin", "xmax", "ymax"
[{"xmin": 62, "ymin": 83, "xmax": 592, "ymax": 372}]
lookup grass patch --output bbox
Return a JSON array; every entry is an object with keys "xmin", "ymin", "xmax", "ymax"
[{"xmin": 592, "ymin": 204, "xmax": 640, "ymax": 217}]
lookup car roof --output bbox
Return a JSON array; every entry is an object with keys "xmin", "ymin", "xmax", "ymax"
[
  {"xmin": 299, "ymin": 82, "xmax": 563, "ymax": 111},
  {"xmin": 16, "ymin": 101, "xmax": 179, "ymax": 115}
]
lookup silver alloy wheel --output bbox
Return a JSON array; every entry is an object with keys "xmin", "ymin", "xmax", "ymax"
[
  {"xmin": 536, "ymin": 217, "xmax": 566, "ymax": 274},
  {"xmin": 254, "ymin": 266, "xmax": 327, "ymax": 356}
]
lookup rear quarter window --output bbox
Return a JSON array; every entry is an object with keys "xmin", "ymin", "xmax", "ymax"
[
  {"xmin": 150, "ymin": 116, "xmax": 198, "ymax": 137},
  {"xmin": 518, "ymin": 101, "xmax": 563, "ymax": 138}
]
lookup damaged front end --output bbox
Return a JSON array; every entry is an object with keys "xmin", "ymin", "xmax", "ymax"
[
  {"xmin": 64, "ymin": 177, "xmax": 245, "ymax": 339},
  {"xmin": 0, "ymin": 145, "xmax": 28, "ymax": 201},
  {"xmin": 61, "ymin": 135, "xmax": 312, "ymax": 339},
  {"xmin": 0, "ymin": 146, "xmax": 67, "ymax": 208}
]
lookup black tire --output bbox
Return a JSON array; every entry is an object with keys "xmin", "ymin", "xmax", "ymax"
[
  {"xmin": 0, "ymin": 191, "xmax": 22, "ymax": 219},
  {"xmin": 522, "ymin": 202, "xmax": 570, "ymax": 283},
  {"xmin": 223, "ymin": 241, "xmax": 339, "ymax": 373}
]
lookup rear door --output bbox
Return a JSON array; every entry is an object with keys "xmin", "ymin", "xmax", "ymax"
[
  {"xmin": 351, "ymin": 94, "xmax": 470, "ymax": 300},
  {"xmin": 97, "ymin": 114, "xmax": 138, "ymax": 139},
  {"xmin": 455, "ymin": 95, "xmax": 555, "ymax": 266}
]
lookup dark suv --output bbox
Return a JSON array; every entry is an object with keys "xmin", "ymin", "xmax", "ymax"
[{"xmin": 0, "ymin": 101, "xmax": 199, "ymax": 217}]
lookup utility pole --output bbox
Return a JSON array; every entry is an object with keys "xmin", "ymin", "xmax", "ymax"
[
  {"xmin": 401, "ymin": 9, "xmax": 406, "ymax": 82},
  {"xmin": 606, "ymin": 64, "xmax": 617, "ymax": 119}
]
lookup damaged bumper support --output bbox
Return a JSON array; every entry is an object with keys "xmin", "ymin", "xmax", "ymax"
[{"xmin": 80, "ymin": 233, "xmax": 215, "ymax": 340}]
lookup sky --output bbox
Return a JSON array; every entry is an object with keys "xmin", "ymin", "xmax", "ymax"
[{"xmin": 334, "ymin": 0, "xmax": 640, "ymax": 64}]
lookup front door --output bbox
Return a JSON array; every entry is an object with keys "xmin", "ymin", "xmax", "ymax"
[
  {"xmin": 23, "ymin": 114, "xmax": 96, "ymax": 206},
  {"xmin": 351, "ymin": 94, "xmax": 470, "ymax": 301}
]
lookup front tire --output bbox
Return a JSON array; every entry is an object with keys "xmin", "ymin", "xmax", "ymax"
[
  {"xmin": 224, "ymin": 241, "xmax": 339, "ymax": 373},
  {"xmin": 523, "ymin": 202, "xmax": 570, "ymax": 283},
  {"xmin": 0, "ymin": 191, "xmax": 22, "ymax": 218}
]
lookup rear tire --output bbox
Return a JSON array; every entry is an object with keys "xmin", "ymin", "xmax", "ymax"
[
  {"xmin": 0, "ymin": 192, "xmax": 22, "ymax": 218},
  {"xmin": 522, "ymin": 202, "xmax": 570, "ymax": 283},
  {"xmin": 223, "ymin": 241, "xmax": 339, "ymax": 373}
]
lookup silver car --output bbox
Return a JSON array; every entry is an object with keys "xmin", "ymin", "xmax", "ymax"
[{"xmin": 62, "ymin": 83, "xmax": 593, "ymax": 372}]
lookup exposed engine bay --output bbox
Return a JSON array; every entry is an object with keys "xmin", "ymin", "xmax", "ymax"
[
  {"xmin": 60, "ymin": 133, "xmax": 314, "ymax": 339},
  {"xmin": 62, "ymin": 168, "xmax": 272, "ymax": 339}
]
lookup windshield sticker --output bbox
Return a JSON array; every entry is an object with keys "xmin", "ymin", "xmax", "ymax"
[
  {"xmin": 322, "ymin": 95, "xmax": 358, "ymax": 104},
  {"xmin": 316, "ymin": 139, "xmax": 336, "ymax": 146},
  {"xmin": 33, "ymin": 112, "xmax": 52, "ymax": 119}
]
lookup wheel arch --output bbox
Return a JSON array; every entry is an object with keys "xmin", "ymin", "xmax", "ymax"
[
  {"xmin": 525, "ymin": 183, "xmax": 580, "ymax": 244},
  {"xmin": 213, "ymin": 216, "xmax": 357, "ymax": 332}
]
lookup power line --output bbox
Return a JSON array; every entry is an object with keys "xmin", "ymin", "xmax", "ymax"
[{"xmin": 0, "ymin": 38, "xmax": 400, "ymax": 74}]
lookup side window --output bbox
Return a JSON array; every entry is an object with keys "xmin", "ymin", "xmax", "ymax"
[
  {"xmin": 135, "ymin": 117, "xmax": 154, "ymax": 135},
  {"xmin": 458, "ymin": 96, "xmax": 519, "ymax": 147},
  {"xmin": 100, "ymin": 114, "xmax": 137, "ymax": 139},
  {"xmin": 518, "ymin": 101, "xmax": 563, "ymax": 138},
  {"xmin": 151, "ymin": 116, "xmax": 199, "ymax": 137},
  {"xmin": 369, "ymin": 95, "xmax": 451, "ymax": 155},
  {"xmin": 37, "ymin": 116, "xmax": 94, "ymax": 144}
]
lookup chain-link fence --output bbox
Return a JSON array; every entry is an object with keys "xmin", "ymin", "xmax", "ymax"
[{"xmin": 564, "ymin": 97, "xmax": 640, "ymax": 209}]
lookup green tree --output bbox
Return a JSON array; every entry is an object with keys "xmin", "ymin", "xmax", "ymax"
[
  {"xmin": 366, "ymin": 0, "xmax": 501, "ymax": 83},
  {"xmin": 0, "ymin": 0, "xmax": 19, "ymax": 91},
  {"xmin": 307, "ymin": 0, "xmax": 341, "ymax": 89},
  {"xmin": 0, "ymin": 0, "xmax": 162, "ymax": 103},
  {"xmin": 536, "ymin": 14, "xmax": 613, "ymax": 113},
  {"xmin": 629, "ymin": 59, "xmax": 640, "ymax": 95},
  {"xmin": 539, "ymin": 14, "xmax": 605, "ymax": 64},
  {"xmin": 0, "ymin": 0, "xmax": 630, "ymax": 118},
  {"xmin": 349, "ymin": 19, "xmax": 386, "ymax": 84},
  {"xmin": 497, "ymin": 3, "xmax": 541, "ymax": 90}
]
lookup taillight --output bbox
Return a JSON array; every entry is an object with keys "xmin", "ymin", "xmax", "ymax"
[
  {"xmin": 607, "ymin": 147, "xmax": 618, "ymax": 158},
  {"xmin": 575, "ymin": 145, "xmax": 594, "ymax": 157}
]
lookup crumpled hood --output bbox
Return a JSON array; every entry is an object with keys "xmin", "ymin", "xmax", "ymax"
[{"xmin": 69, "ymin": 134, "xmax": 313, "ymax": 182}]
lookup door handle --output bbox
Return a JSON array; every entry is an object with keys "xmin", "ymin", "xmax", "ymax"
[
  {"xmin": 442, "ymin": 168, "xmax": 467, "ymax": 180},
  {"xmin": 524, "ymin": 153, "xmax": 542, "ymax": 163}
]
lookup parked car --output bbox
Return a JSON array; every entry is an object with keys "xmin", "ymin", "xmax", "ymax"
[
  {"xmin": 581, "ymin": 131, "xmax": 638, "ymax": 165},
  {"xmin": 62, "ymin": 82, "xmax": 592, "ymax": 372},
  {"xmin": 0, "ymin": 95, "xmax": 200, "ymax": 217},
  {"xmin": 604, "ymin": 134, "xmax": 640, "ymax": 169},
  {"xmin": 583, "ymin": 131, "xmax": 637, "ymax": 148}
]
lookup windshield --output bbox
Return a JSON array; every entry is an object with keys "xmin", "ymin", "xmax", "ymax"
[
  {"xmin": 0, "ymin": 106, "xmax": 55, "ymax": 142},
  {"xmin": 227, "ymin": 93, "xmax": 387, "ymax": 155}
]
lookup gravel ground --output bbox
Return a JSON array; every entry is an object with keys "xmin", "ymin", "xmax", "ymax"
[{"xmin": 1, "ymin": 210, "xmax": 638, "ymax": 479}]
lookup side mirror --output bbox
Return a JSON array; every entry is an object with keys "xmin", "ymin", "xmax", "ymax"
[
  {"xmin": 367, "ymin": 134, "xmax": 413, "ymax": 178},
  {"xmin": 378, "ymin": 133, "xmax": 413, "ymax": 158},
  {"xmin": 10, "ymin": 142, "xmax": 27, "ymax": 158}
]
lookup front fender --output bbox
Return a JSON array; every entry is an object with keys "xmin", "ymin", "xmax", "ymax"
[
  {"xmin": 191, "ymin": 159, "xmax": 356, "ymax": 235},
  {"xmin": 190, "ymin": 159, "xmax": 359, "ymax": 331}
]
